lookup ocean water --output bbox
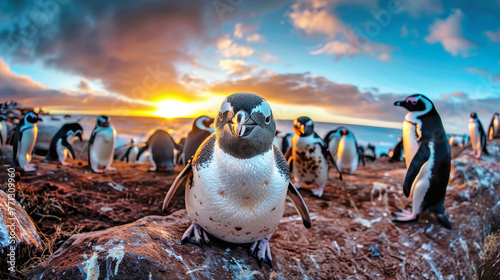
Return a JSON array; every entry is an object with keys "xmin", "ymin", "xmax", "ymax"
[{"xmin": 36, "ymin": 114, "xmax": 402, "ymax": 156}]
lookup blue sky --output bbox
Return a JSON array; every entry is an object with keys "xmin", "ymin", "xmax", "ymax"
[{"xmin": 0, "ymin": 0, "xmax": 499, "ymax": 133}]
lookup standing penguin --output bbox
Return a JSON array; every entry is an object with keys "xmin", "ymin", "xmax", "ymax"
[
  {"xmin": 288, "ymin": 116, "xmax": 342, "ymax": 197},
  {"xmin": 88, "ymin": 116, "xmax": 116, "ymax": 173},
  {"xmin": 488, "ymin": 112, "xmax": 499, "ymax": 141},
  {"xmin": 324, "ymin": 126, "xmax": 344, "ymax": 159},
  {"xmin": 389, "ymin": 137, "xmax": 404, "ymax": 162},
  {"xmin": 13, "ymin": 111, "xmax": 43, "ymax": 172},
  {"xmin": 0, "ymin": 114, "xmax": 7, "ymax": 157},
  {"xmin": 122, "ymin": 138, "xmax": 139, "ymax": 164},
  {"xmin": 281, "ymin": 132, "xmax": 293, "ymax": 155},
  {"xmin": 137, "ymin": 130, "xmax": 179, "ymax": 172},
  {"xmin": 393, "ymin": 94, "xmax": 452, "ymax": 229},
  {"xmin": 335, "ymin": 128, "xmax": 364, "ymax": 174},
  {"xmin": 162, "ymin": 92, "xmax": 311, "ymax": 267},
  {"xmin": 180, "ymin": 116, "xmax": 214, "ymax": 165},
  {"xmin": 469, "ymin": 112, "xmax": 489, "ymax": 158},
  {"xmin": 43, "ymin": 123, "xmax": 83, "ymax": 166}
]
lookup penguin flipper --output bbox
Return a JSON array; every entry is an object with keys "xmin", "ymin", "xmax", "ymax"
[
  {"xmin": 62, "ymin": 141, "xmax": 76, "ymax": 159},
  {"xmin": 136, "ymin": 144, "xmax": 149, "ymax": 161},
  {"xmin": 287, "ymin": 181, "xmax": 311, "ymax": 229},
  {"xmin": 320, "ymin": 143, "xmax": 342, "ymax": 181},
  {"xmin": 162, "ymin": 159, "xmax": 193, "ymax": 211},
  {"xmin": 403, "ymin": 142, "xmax": 431, "ymax": 198}
]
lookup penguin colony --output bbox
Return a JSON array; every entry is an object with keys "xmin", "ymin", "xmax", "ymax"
[{"xmin": 2, "ymin": 92, "xmax": 498, "ymax": 268}]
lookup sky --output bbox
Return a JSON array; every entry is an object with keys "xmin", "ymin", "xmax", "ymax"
[{"xmin": 0, "ymin": 0, "xmax": 499, "ymax": 133}]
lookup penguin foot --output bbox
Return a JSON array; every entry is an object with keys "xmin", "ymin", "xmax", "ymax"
[
  {"xmin": 249, "ymin": 236, "xmax": 273, "ymax": 268},
  {"xmin": 436, "ymin": 213, "xmax": 452, "ymax": 230},
  {"xmin": 391, "ymin": 209, "xmax": 419, "ymax": 223},
  {"xmin": 23, "ymin": 164, "xmax": 37, "ymax": 172},
  {"xmin": 106, "ymin": 166, "xmax": 116, "ymax": 172},
  {"xmin": 311, "ymin": 187, "xmax": 324, "ymax": 197},
  {"xmin": 61, "ymin": 161, "xmax": 72, "ymax": 166},
  {"xmin": 180, "ymin": 223, "xmax": 211, "ymax": 247}
]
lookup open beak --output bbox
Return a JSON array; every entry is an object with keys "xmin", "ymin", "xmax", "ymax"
[{"xmin": 231, "ymin": 110, "xmax": 255, "ymax": 137}]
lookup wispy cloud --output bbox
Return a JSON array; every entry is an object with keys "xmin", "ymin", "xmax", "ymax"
[{"xmin": 485, "ymin": 27, "xmax": 500, "ymax": 43}]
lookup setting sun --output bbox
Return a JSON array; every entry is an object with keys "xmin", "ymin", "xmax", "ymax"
[{"xmin": 154, "ymin": 99, "xmax": 193, "ymax": 118}]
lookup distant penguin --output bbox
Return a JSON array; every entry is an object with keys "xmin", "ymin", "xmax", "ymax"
[
  {"xmin": 469, "ymin": 112, "xmax": 489, "ymax": 158},
  {"xmin": 324, "ymin": 126, "xmax": 344, "ymax": 159},
  {"xmin": 335, "ymin": 128, "xmax": 364, "ymax": 174},
  {"xmin": 288, "ymin": 116, "xmax": 342, "ymax": 197},
  {"xmin": 0, "ymin": 114, "xmax": 7, "ymax": 148},
  {"xmin": 364, "ymin": 143, "xmax": 377, "ymax": 162},
  {"xmin": 43, "ymin": 123, "xmax": 83, "ymax": 166},
  {"xmin": 281, "ymin": 133, "xmax": 293, "ymax": 155},
  {"xmin": 88, "ymin": 116, "xmax": 116, "ymax": 173},
  {"xmin": 488, "ymin": 112, "xmax": 499, "ymax": 140},
  {"xmin": 162, "ymin": 92, "xmax": 311, "ymax": 268},
  {"xmin": 393, "ymin": 94, "xmax": 452, "ymax": 229},
  {"xmin": 13, "ymin": 111, "xmax": 43, "ymax": 172},
  {"xmin": 180, "ymin": 116, "xmax": 214, "ymax": 165},
  {"xmin": 389, "ymin": 137, "xmax": 403, "ymax": 162},
  {"xmin": 137, "ymin": 130, "xmax": 179, "ymax": 172},
  {"xmin": 122, "ymin": 138, "xmax": 139, "ymax": 164}
]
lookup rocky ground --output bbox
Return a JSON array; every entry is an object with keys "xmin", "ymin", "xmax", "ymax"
[{"xmin": 1, "ymin": 140, "xmax": 500, "ymax": 279}]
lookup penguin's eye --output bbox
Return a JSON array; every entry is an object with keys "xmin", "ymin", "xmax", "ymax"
[
  {"xmin": 219, "ymin": 111, "xmax": 223, "ymax": 120},
  {"xmin": 265, "ymin": 115, "xmax": 271, "ymax": 124}
]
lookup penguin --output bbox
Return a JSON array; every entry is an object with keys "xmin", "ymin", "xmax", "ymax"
[
  {"xmin": 393, "ymin": 94, "xmax": 452, "ymax": 229},
  {"xmin": 469, "ymin": 112, "xmax": 489, "ymax": 158},
  {"xmin": 488, "ymin": 112, "xmax": 499, "ymax": 141},
  {"xmin": 137, "ymin": 130, "xmax": 179, "ymax": 172},
  {"xmin": 88, "ymin": 115, "xmax": 116, "ymax": 173},
  {"xmin": 324, "ymin": 127, "xmax": 344, "ymax": 159},
  {"xmin": 288, "ymin": 116, "xmax": 342, "ymax": 197},
  {"xmin": 13, "ymin": 111, "xmax": 43, "ymax": 172},
  {"xmin": 122, "ymin": 138, "xmax": 139, "ymax": 164},
  {"xmin": 43, "ymin": 123, "xmax": 83, "ymax": 166},
  {"xmin": 335, "ymin": 128, "xmax": 364, "ymax": 174},
  {"xmin": 364, "ymin": 143, "xmax": 377, "ymax": 162},
  {"xmin": 162, "ymin": 92, "xmax": 311, "ymax": 268},
  {"xmin": 180, "ymin": 116, "xmax": 214, "ymax": 165},
  {"xmin": 281, "ymin": 132, "xmax": 293, "ymax": 155},
  {"xmin": 389, "ymin": 137, "xmax": 403, "ymax": 162},
  {"xmin": 0, "ymin": 114, "xmax": 7, "ymax": 157}
]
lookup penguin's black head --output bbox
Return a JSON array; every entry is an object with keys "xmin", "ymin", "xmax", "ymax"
[
  {"xmin": 215, "ymin": 92, "xmax": 276, "ymax": 159},
  {"xmin": 193, "ymin": 116, "xmax": 214, "ymax": 131},
  {"xmin": 97, "ymin": 115, "xmax": 110, "ymax": 127},
  {"xmin": 470, "ymin": 112, "xmax": 477, "ymax": 119},
  {"xmin": 394, "ymin": 94, "xmax": 434, "ymax": 113},
  {"xmin": 494, "ymin": 112, "xmax": 499, "ymax": 117},
  {"xmin": 25, "ymin": 111, "xmax": 42, "ymax": 123},
  {"xmin": 63, "ymin": 123, "xmax": 84, "ymax": 141},
  {"xmin": 293, "ymin": 116, "xmax": 314, "ymax": 137}
]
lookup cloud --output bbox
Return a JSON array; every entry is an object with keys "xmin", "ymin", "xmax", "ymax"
[
  {"xmin": 234, "ymin": 23, "xmax": 258, "ymax": 39},
  {"xmin": 463, "ymin": 67, "xmax": 488, "ymax": 75},
  {"xmin": 0, "ymin": 58, "xmax": 153, "ymax": 113},
  {"xmin": 400, "ymin": 24, "xmax": 408, "ymax": 37},
  {"xmin": 399, "ymin": 0, "xmax": 444, "ymax": 18},
  {"xmin": 311, "ymin": 40, "xmax": 393, "ymax": 61},
  {"xmin": 425, "ymin": 9, "xmax": 475, "ymax": 57},
  {"xmin": 246, "ymin": 33, "xmax": 265, "ymax": 43},
  {"xmin": 217, "ymin": 37, "xmax": 255, "ymax": 58},
  {"xmin": 219, "ymin": 59, "xmax": 258, "ymax": 76},
  {"xmin": 485, "ymin": 27, "xmax": 500, "ymax": 43}
]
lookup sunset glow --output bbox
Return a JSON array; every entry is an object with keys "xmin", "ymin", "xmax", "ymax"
[{"xmin": 154, "ymin": 100, "xmax": 193, "ymax": 119}]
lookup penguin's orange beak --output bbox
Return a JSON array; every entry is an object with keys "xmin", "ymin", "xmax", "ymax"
[{"xmin": 299, "ymin": 124, "xmax": 305, "ymax": 134}]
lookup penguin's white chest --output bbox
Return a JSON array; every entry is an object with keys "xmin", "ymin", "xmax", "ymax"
[
  {"xmin": 90, "ymin": 128, "xmax": 116, "ymax": 166},
  {"xmin": 403, "ymin": 120, "xmax": 420, "ymax": 168},
  {"xmin": 292, "ymin": 135, "xmax": 328, "ymax": 185},
  {"xmin": 129, "ymin": 147, "xmax": 138, "ymax": 163},
  {"xmin": 0, "ymin": 121, "xmax": 6, "ymax": 147},
  {"xmin": 337, "ymin": 136, "xmax": 358, "ymax": 171},
  {"xmin": 18, "ymin": 126, "xmax": 37, "ymax": 157},
  {"xmin": 186, "ymin": 146, "xmax": 288, "ymax": 244},
  {"xmin": 469, "ymin": 121, "xmax": 481, "ymax": 152}
]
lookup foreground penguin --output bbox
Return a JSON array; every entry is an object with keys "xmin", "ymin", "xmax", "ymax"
[
  {"xmin": 13, "ymin": 111, "xmax": 43, "ymax": 172},
  {"xmin": 288, "ymin": 116, "xmax": 342, "ymax": 197},
  {"xmin": 43, "ymin": 123, "xmax": 83, "ymax": 166},
  {"xmin": 488, "ymin": 112, "xmax": 499, "ymax": 141},
  {"xmin": 137, "ymin": 130, "xmax": 179, "ymax": 172},
  {"xmin": 393, "ymin": 94, "xmax": 452, "ymax": 229},
  {"xmin": 180, "ymin": 116, "xmax": 214, "ymax": 165},
  {"xmin": 469, "ymin": 112, "xmax": 489, "ymax": 158},
  {"xmin": 88, "ymin": 116, "xmax": 116, "ymax": 173},
  {"xmin": 162, "ymin": 92, "xmax": 311, "ymax": 268}
]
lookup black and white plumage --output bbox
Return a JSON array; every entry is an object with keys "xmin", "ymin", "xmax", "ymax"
[
  {"xmin": 488, "ymin": 112, "xmax": 499, "ymax": 141},
  {"xmin": 389, "ymin": 137, "xmax": 404, "ymax": 162},
  {"xmin": 325, "ymin": 126, "xmax": 365, "ymax": 174},
  {"xmin": 180, "ymin": 116, "xmax": 214, "ymax": 166},
  {"xmin": 13, "ymin": 111, "xmax": 43, "ymax": 172},
  {"xmin": 121, "ymin": 138, "xmax": 139, "ymax": 163},
  {"xmin": 88, "ymin": 115, "xmax": 116, "ymax": 173},
  {"xmin": 162, "ymin": 92, "xmax": 311, "ymax": 268},
  {"xmin": 469, "ymin": 112, "xmax": 489, "ymax": 158},
  {"xmin": 137, "ymin": 130, "xmax": 179, "ymax": 172},
  {"xmin": 288, "ymin": 116, "xmax": 342, "ymax": 197},
  {"xmin": 393, "ymin": 94, "xmax": 452, "ymax": 229},
  {"xmin": 43, "ymin": 123, "xmax": 83, "ymax": 166}
]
